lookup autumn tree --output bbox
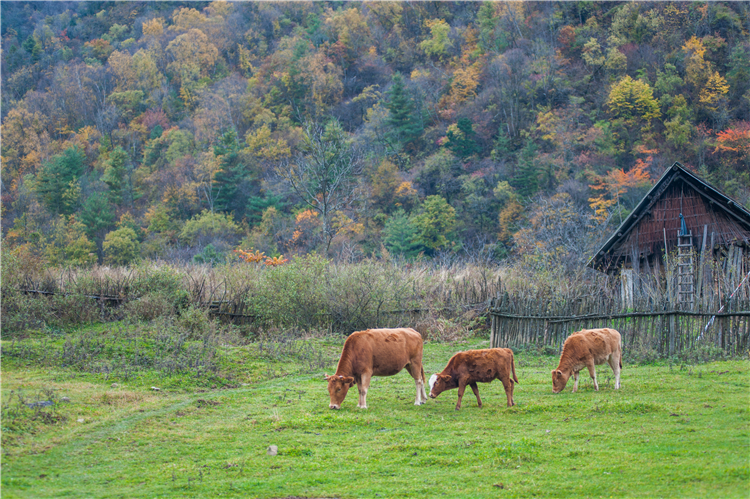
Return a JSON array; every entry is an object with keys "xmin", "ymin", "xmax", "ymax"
[
  {"xmin": 420, "ymin": 18, "xmax": 453, "ymax": 61},
  {"xmin": 513, "ymin": 193, "xmax": 594, "ymax": 272},
  {"xmin": 368, "ymin": 159, "xmax": 401, "ymax": 211},
  {"xmin": 714, "ymin": 122, "xmax": 750, "ymax": 171},
  {"xmin": 606, "ymin": 75, "xmax": 661, "ymax": 162},
  {"xmin": 588, "ymin": 157, "xmax": 652, "ymax": 224},
  {"xmin": 276, "ymin": 119, "xmax": 362, "ymax": 255},
  {"xmin": 43, "ymin": 215, "xmax": 97, "ymax": 267},
  {"xmin": 165, "ymin": 29, "xmax": 219, "ymax": 108}
]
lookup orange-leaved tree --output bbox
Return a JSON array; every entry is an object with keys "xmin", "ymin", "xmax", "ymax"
[
  {"xmin": 235, "ymin": 248, "xmax": 266, "ymax": 263},
  {"xmin": 588, "ymin": 158, "xmax": 652, "ymax": 224},
  {"xmin": 714, "ymin": 121, "xmax": 750, "ymax": 170},
  {"xmin": 264, "ymin": 255, "xmax": 289, "ymax": 266}
]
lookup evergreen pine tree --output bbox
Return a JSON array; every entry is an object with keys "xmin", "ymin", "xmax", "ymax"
[
  {"xmin": 447, "ymin": 118, "xmax": 480, "ymax": 159},
  {"xmin": 386, "ymin": 73, "xmax": 423, "ymax": 148},
  {"xmin": 383, "ymin": 210, "xmax": 423, "ymax": 259},
  {"xmin": 512, "ymin": 139, "xmax": 539, "ymax": 198},
  {"xmin": 36, "ymin": 146, "xmax": 86, "ymax": 215},
  {"xmin": 213, "ymin": 129, "xmax": 252, "ymax": 217},
  {"xmin": 102, "ymin": 146, "xmax": 128, "ymax": 205}
]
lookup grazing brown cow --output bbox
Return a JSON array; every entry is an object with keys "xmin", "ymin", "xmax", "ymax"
[
  {"xmin": 428, "ymin": 348, "xmax": 518, "ymax": 410},
  {"xmin": 552, "ymin": 328, "xmax": 622, "ymax": 394},
  {"xmin": 325, "ymin": 328, "xmax": 427, "ymax": 410}
]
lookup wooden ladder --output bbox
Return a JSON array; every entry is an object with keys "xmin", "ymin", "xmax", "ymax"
[{"xmin": 677, "ymin": 230, "xmax": 695, "ymax": 309}]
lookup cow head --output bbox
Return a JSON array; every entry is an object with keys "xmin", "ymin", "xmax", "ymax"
[
  {"xmin": 428, "ymin": 373, "xmax": 453, "ymax": 398},
  {"xmin": 551, "ymin": 369, "xmax": 568, "ymax": 393},
  {"xmin": 325, "ymin": 374, "xmax": 355, "ymax": 409}
]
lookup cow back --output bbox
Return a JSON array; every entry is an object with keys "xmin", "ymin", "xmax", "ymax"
[
  {"xmin": 336, "ymin": 328, "xmax": 423, "ymax": 377},
  {"xmin": 561, "ymin": 328, "xmax": 621, "ymax": 366},
  {"xmin": 444, "ymin": 348, "xmax": 515, "ymax": 383}
]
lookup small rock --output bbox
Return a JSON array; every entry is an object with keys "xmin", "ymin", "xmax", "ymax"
[
  {"xmin": 545, "ymin": 429, "xmax": 550, "ymax": 433},
  {"xmin": 151, "ymin": 387, "xmax": 161, "ymax": 392},
  {"xmin": 267, "ymin": 445, "xmax": 278, "ymax": 456},
  {"xmin": 61, "ymin": 397, "xmax": 71, "ymax": 403},
  {"xmin": 111, "ymin": 383, "xmax": 119, "ymax": 388},
  {"xmin": 77, "ymin": 418, "xmax": 85, "ymax": 423}
]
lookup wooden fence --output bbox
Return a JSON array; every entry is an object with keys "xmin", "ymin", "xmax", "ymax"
[{"xmin": 489, "ymin": 291, "xmax": 750, "ymax": 356}]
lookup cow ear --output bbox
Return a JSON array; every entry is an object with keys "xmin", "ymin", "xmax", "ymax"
[
  {"xmin": 324, "ymin": 374, "xmax": 331, "ymax": 380},
  {"xmin": 344, "ymin": 376, "xmax": 355, "ymax": 387}
]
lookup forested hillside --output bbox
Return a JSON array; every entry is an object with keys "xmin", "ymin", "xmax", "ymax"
[{"xmin": 2, "ymin": 1, "xmax": 749, "ymax": 269}]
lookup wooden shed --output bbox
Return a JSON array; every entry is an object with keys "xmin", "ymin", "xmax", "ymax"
[{"xmin": 588, "ymin": 162, "xmax": 750, "ymax": 308}]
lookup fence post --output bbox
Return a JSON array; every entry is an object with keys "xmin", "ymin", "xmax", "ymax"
[
  {"xmin": 669, "ymin": 311, "xmax": 676, "ymax": 356},
  {"xmin": 621, "ymin": 269, "xmax": 634, "ymax": 310},
  {"xmin": 490, "ymin": 298, "xmax": 497, "ymax": 348}
]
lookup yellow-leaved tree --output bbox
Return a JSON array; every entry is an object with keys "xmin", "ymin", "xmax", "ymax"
[
  {"xmin": 165, "ymin": 29, "xmax": 218, "ymax": 107},
  {"xmin": 606, "ymin": 75, "xmax": 661, "ymax": 155}
]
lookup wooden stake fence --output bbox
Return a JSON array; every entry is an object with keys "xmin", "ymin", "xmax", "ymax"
[{"xmin": 489, "ymin": 296, "xmax": 750, "ymax": 356}]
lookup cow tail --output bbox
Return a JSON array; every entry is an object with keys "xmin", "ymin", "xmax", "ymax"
[
  {"xmin": 421, "ymin": 364, "xmax": 426, "ymax": 383},
  {"xmin": 512, "ymin": 354, "xmax": 519, "ymax": 384}
]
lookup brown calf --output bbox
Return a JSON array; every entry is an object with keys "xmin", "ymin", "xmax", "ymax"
[
  {"xmin": 325, "ymin": 328, "xmax": 427, "ymax": 409},
  {"xmin": 552, "ymin": 328, "xmax": 622, "ymax": 393},
  {"xmin": 429, "ymin": 348, "xmax": 518, "ymax": 410}
]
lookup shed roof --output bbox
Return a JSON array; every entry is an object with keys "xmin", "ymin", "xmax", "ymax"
[{"xmin": 588, "ymin": 162, "xmax": 750, "ymax": 273}]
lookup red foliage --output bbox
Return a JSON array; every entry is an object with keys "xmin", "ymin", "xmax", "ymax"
[
  {"xmin": 139, "ymin": 108, "xmax": 170, "ymax": 131},
  {"xmin": 715, "ymin": 122, "xmax": 750, "ymax": 155}
]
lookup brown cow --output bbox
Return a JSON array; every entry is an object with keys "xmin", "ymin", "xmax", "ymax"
[
  {"xmin": 551, "ymin": 328, "xmax": 622, "ymax": 394},
  {"xmin": 428, "ymin": 348, "xmax": 518, "ymax": 410},
  {"xmin": 325, "ymin": 328, "xmax": 427, "ymax": 410}
]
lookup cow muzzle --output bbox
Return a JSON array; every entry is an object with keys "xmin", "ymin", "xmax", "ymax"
[{"xmin": 329, "ymin": 403, "xmax": 340, "ymax": 410}]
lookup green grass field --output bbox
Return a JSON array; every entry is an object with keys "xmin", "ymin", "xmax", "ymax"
[{"xmin": 2, "ymin": 328, "xmax": 748, "ymax": 498}]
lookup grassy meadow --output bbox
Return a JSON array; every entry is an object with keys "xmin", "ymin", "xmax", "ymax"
[{"xmin": 1, "ymin": 322, "xmax": 748, "ymax": 499}]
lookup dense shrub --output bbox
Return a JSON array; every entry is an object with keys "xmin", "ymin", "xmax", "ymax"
[
  {"xmin": 325, "ymin": 260, "xmax": 417, "ymax": 333},
  {"xmin": 103, "ymin": 227, "xmax": 141, "ymax": 266},
  {"xmin": 245, "ymin": 253, "xmax": 329, "ymax": 330}
]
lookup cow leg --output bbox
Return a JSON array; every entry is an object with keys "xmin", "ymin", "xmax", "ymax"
[
  {"xmin": 406, "ymin": 362, "xmax": 426, "ymax": 405},
  {"xmin": 469, "ymin": 382, "xmax": 482, "ymax": 408},
  {"xmin": 587, "ymin": 362, "xmax": 599, "ymax": 391},
  {"xmin": 572, "ymin": 371, "xmax": 580, "ymax": 393},
  {"xmin": 358, "ymin": 372, "xmax": 371, "ymax": 409},
  {"xmin": 455, "ymin": 380, "xmax": 467, "ymax": 410},
  {"xmin": 502, "ymin": 378, "xmax": 514, "ymax": 407},
  {"xmin": 608, "ymin": 355, "xmax": 621, "ymax": 389}
]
